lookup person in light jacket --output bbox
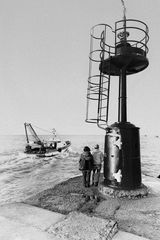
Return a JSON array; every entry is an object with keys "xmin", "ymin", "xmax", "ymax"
[{"xmin": 92, "ymin": 144, "xmax": 103, "ymax": 186}]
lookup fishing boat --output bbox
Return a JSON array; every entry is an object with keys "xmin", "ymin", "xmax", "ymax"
[{"xmin": 24, "ymin": 123, "xmax": 71, "ymax": 157}]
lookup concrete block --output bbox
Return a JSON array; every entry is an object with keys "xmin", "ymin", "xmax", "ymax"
[
  {"xmin": 0, "ymin": 203, "xmax": 65, "ymax": 231},
  {"xmin": 47, "ymin": 211, "xmax": 118, "ymax": 240}
]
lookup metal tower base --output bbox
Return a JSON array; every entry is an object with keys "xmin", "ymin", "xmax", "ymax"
[
  {"xmin": 98, "ymin": 182, "xmax": 148, "ymax": 199},
  {"xmin": 104, "ymin": 122, "xmax": 142, "ymax": 190}
]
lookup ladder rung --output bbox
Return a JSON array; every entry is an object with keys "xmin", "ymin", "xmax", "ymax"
[
  {"xmin": 99, "ymin": 124, "xmax": 107, "ymax": 126},
  {"xmin": 100, "ymin": 106, "xmax": 107, "ymax": 109}
]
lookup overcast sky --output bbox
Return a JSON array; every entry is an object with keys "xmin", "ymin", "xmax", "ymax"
[{"xmin": 0, "ymin": 0, "xmax": 159, "ymax": 135}]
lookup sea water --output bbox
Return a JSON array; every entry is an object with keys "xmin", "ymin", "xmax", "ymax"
[{"xmin": 0, "ymin": 134, "xmax": 160, "ymax": 205}]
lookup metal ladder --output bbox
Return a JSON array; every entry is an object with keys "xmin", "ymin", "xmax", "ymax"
[{"xmin": 86, "ymin": 24, "xmax": 114, "ymax": 130}]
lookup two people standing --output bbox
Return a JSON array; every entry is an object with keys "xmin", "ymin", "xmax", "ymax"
[{"xmin": 79, "ymin": 144, "xmax": 103, "ymax": 187}]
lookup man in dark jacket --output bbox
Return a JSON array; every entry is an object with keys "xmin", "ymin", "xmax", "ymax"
[{"xmin": 79, "ymin": 146, "xmax": 93, "ymax": 187}]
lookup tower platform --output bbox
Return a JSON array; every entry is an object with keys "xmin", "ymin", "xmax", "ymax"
[{"xmin": 99, "ymin": 46, "xmax": 149, "ymax": 76}]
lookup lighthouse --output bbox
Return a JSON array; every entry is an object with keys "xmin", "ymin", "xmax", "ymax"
[{"xmin": 86, "ymin": 1, "xmax": 149, "ymax": 197}]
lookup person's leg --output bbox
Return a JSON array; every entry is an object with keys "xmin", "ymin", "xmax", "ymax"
[
  {"xmin": 96, "ymin": 169, "xmax": 101, "ymax": 186},
  {"xmin": 95, "ymin": 165, "xmax": 101, "ymax": 186},
  {"xmin": 92, "ymin": 169, "xmax": 96, "ymax": 185},
  {"xmin": 86, "ymin": 170, "xmax": 91, "ymax": 187},
  {"xmin": 82, "ymin": 171, "xmax": 86, "ymax": 187}
]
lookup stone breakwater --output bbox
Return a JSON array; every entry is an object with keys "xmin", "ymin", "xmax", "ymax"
[
  {"xmin": 24, "ymin": 175, "xmax": 104, "ymax": 215},
  {"xmin": 24, "ymin": 174, "xmax": 160, "ymax": 240}
]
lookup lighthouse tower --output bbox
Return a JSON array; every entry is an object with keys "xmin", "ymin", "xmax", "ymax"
[{"xmin": 86, "ymin": 3, "xmax": 149, "ymax": 197}]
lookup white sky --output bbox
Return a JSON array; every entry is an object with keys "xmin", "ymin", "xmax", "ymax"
[{"xmin": 0, "ymin": 0, "xmax": 159, "ymax": 135}]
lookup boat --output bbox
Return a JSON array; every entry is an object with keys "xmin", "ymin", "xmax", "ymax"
[{"xmin": 24, "ymin": 123, "xmax": 71, "ymax": 157}]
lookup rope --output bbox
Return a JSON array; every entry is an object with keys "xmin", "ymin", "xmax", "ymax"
[{"xmin": 32, "ymin": 124, "xmax": 53, "ymax": 134}]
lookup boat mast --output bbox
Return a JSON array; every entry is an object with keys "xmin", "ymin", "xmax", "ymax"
[
  {"xmin": 25, "ymin": 123, "xmax": 42, "ymax": 143},
  {"xmin": 24, "ymin": 123, "xmax": 29, "ymax": 143}
]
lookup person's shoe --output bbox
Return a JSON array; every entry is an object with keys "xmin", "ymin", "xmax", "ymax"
[
  {"xmin": 85, "ymin": 195, "xmax": 90, "ymax": 202},
  {"xmin": 94, "ymin": 182, "xmax": 98, "ymax": 187},
  {"xmin": 95, "ymin": 195, "xmax": 100, "ymax": 201},
  {"xmin": 90, "ymin": 195, "xmax": 95, "ymax": 200}
]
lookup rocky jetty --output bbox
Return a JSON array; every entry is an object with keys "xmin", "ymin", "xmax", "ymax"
[{"xmin": 24, "ymin": 174, "xmax": 160, "ymax": 240}]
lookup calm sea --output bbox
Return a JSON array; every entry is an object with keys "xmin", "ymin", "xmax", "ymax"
[{"xmin": 0, "ymin": 134, "xmax": 160, "ymax": 205}]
